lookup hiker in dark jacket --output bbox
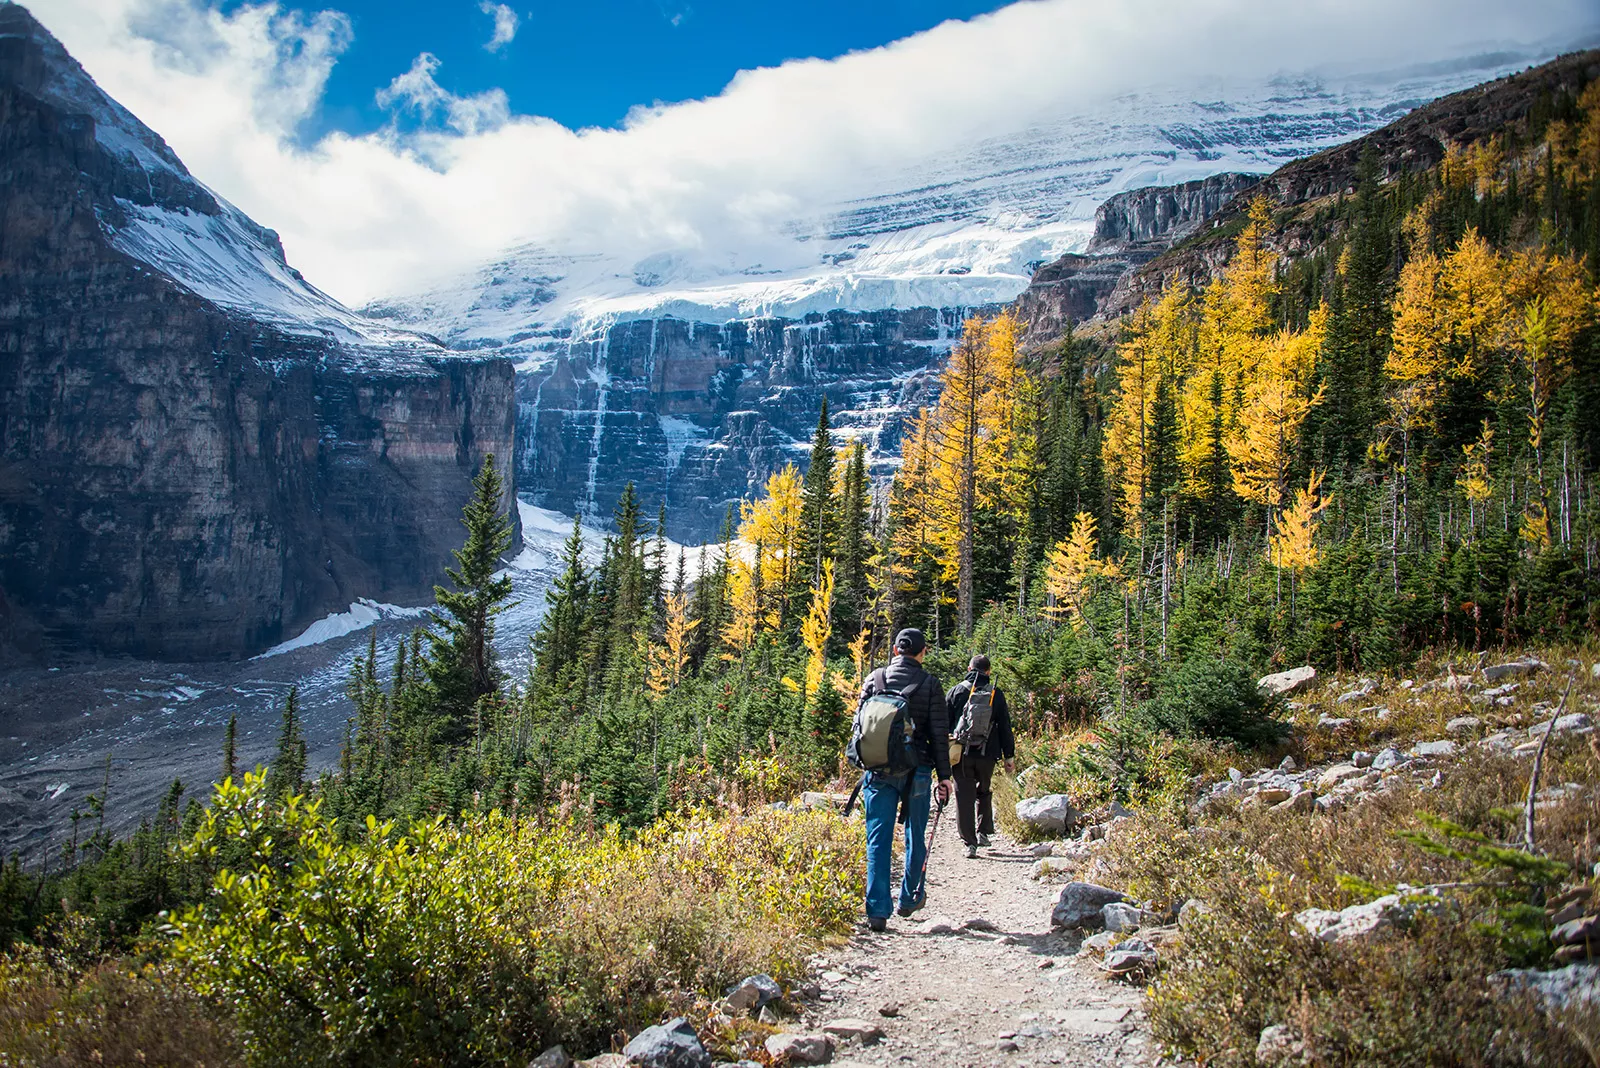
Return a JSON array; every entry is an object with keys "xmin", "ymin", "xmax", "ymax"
[
  {"xmin": 857, "ymin": 627, "xmax": 951, "ymax": 931},
  {"xmin": 946, "ymin": 654, "xmax": 1015, "ymax": 858}
]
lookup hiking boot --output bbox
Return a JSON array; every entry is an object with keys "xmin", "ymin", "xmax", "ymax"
[
  {"xmin": 977, "ymin": 833, "xmax": 991, "ymax": 847},
  {"xmin": 896, "ymin": 898, "xmax": 925, "ymax": 918},
  {"xmin": 965, "ymin": 843, "xmax": 979, "ymax": 859},
  {"xmin": 868, "ymin": 916, "xmax": 887, "ymax": 932}
]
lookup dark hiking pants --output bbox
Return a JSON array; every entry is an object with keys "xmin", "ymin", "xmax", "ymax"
[{"xmin": 954, "ymin": 755, "xmax": 996, "ymax": 846}]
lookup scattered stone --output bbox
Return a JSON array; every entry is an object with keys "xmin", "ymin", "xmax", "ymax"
[
  {"xmin": 1259, "ymin": 666, "xmax": 1316, "ymax": 696},
  {"xmin": 922, "ymin": 915, "xmax": 959, "ymax": 935},
  {"xmin": 1551, "ymin": 915, "xmax": 1599, "ymax": 947},
  {"xmin": 1015, "ymin": 794, "xmax": 1080, "ymax": 834},
  {"xmin": 1315, "ymin": 794, "xmax": 1344, "ymax": 815},
  {"xmin": 1534, "ymin": 712, "xmax": 1594, "ymax": 735},
  {"xmin": 1446, "ymin": 716, "xmax": 1482, "ymax": 735},
  {"xmin": 1255, "ymin": 786, "xmax": 1293, "ymax": 805},
  {"xmin": 876, "ymin": 1002, "xmax": 900, "ymax": 1018},
  {"xmin": 1255, "ymin": 1024, "xmax": 1307, "ymax": 1066},
  {"xmin": 1178, "ymin": 898, "xmax": 1213, "ymax": 929},
  {"xmin": 1481, "ymin": 683, "xmax": 1519, "ymax": 699},
  {"xmin": 1491, "ymin": 963, "xmax": 1600, "ymax": 1015},
  {"xmin": 1102, "ymin": 901, "xmax": 1142, "ymax": 932},
  {"xmin": 530, "ymin": 1046, "xmax": 574, "ymax": 1068},
  {"xmin": 1592, "ymin": 663, "xmax": 1600, "ymax": 679},
  {"xmin": 1276, "ymin": 789, "xmax": 1317, "ymax": 814},
  {"xmin": 1318, "ymin": 716, "xmax": 1355, "ymax": 729},
  {"xmin": 821, "ymin": 1019, "xmax": 884, "ymax": 1046},
  {"xmin": 1228, "ymin": 767, "xmax": 1243, "ymax": 784},
  {"xmin": 1295, "ymin": 890, "xmax": 1446, "ymax": 943},
  {"xmin": 758, "ymin": 1006, "xmax": 780, "ymax": 1026},
  {"xmin": 1352, "ymin": 750, "xmax": 1374, "ymax": 768},
  {"xmin": 577, "ymin": 1056, "xmax": 629, "ymax": 1068},
  {"xmin": 1375, "ymin": 706, "xmax": 1395, "ymax": 721},
  {"xmin": 1412, "ymin": 740, "xmax": 1458, "ymax": 758},
  {"xmin": 725, "ymin": 974, "xmax": 783, "ymax": 1014},
  {"xmin": 1036, "ymin": 958, "xmax": 1055, "ymax": 969},
  {"xmin": 1051, "ymin": 882, "xmax": 1128, "ymax": 930},
  {"xmin": 623, "ymin": 1018, "xmax": 712, "ymax": 1068},
  {"xmin": 763, "ymin": 1033, "xmax": 834, "ymax": 1065},
  {"xmin": 1372, "ymin": 747, "xmax": 1405, "ymax": 770},
  {"xmin": 1483, "ymin": 658, "xmax": 1547, "ymax": 682},
  {"xmin": 1317, "ymin": 764, "xmax": 1363, "ymax": 790},
  {"xmin": 1028, "ymin": 841, "xmax": 1055, "ymax": 857},
  {"xmin": 962, "ymin": 916, "xmax": 1000, "ymax": 933},
  {"xmin": 996, "ymin": 1039, "xmax": 1020, "ymax": 1053},
  {"xmin": 1279, "ymin": 755, "xmax": 1298, "ymax": 771}
]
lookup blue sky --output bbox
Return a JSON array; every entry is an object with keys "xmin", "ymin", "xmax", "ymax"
[{"xmin": 251, "ymin": 0, "xmax": 1015, "ymax": 136}]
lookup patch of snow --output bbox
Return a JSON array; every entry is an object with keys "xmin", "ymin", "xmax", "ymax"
[
  {"xmin": 659, "ymin": 416, "xmax": 710, "ymax": 473},
  {"xmin": 44, "ymin": 783, "xmax": 71, "ymax": 801},
  {"xmin": 254, "ymin": 599, "xmax": 432, "ymax": 659}
]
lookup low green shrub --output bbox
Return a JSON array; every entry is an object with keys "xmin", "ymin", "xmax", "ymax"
[{"xmin": 162, "ymin": 770, "xmax": 863, "ymax": 1066}]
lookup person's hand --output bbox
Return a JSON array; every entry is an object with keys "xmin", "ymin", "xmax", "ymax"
[
  {"xmin": 936, "ymin": 779, "xmax": 954, "ymax": 804},
  {"xmin": 1004, "ymin": 759, "xmax": 1016, "ymax": 775}
]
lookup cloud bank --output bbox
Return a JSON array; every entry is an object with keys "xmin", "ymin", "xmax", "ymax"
[
  {"xmin": 479, "ymin": 1, "xmax": 516, "ymax": 53},
  {"xmin": 23, "ymin": 0, "xmax": 1600, "ymax": 305}
]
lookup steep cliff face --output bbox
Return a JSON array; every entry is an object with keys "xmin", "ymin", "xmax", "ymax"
[
  {"xmin": 1013, "ymin": 173, "xmax": 1260, "ymax": 350},
  {"xmin": 517, "ymin": 306, "xmax": 965, "ymax": 540},
  {"xmin": 0, "ymin": 3, "xmax": 516, "ymax": 660}
]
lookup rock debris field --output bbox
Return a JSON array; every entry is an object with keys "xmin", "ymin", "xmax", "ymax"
[{"xmin": 777, "ymin": 817, "xmax": 1160, "ymax": 1068}]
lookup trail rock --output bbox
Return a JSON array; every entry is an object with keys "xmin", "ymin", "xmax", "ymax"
[
  {"xmin": 876, "ymin": 1002, "xmax": 899, "ymax": 1018},
  {"xmin": 1028, "ymin": 841, "xmax": 1055, "ymax": 857},
  {"xmin": 1446, "ymin": 716, "xmax": 1482, "ymax": 735},
  {"xmin": 530, "ymin": 1046, "xmax": 574, "ymax": 1068},
  {"xmin": 1255, "ymin": 1024, "xmax": 1307, "ymax": 1065},
  {"xmin": 1352, "ymin": 751, "xmax": 1374, "ymax": 768},
  {"xmin": 578, "ymin": 1057, "xmax": 629, "ymax": 1068},
  {"xmin": 921, "ymin": 915, "xmax": 959, "ymax": 935},
  {"xmin": 1015, "ymin": 794, "xmax": 1080, "ymax": 834},
  {"xmin": 1534, "ymin": 712, "xmax": 1594, "ymax": 735},
  {"xmin": 1318, "ymin": 716, "xmax": 1355, "ymax": 729},
  {"xmin": 1259, "ymin": 666, "xmax": 1316, "ymax": 696},
  {"xmin": 764, "ymin": 1032, "xmax": 834, "ymax": 1065},
  {"xmin": 1051, "ymin": 882, "xmax": 1127, "ymax": 930},
  {"xmin": 725, "ymin": 974, "xmax": 783, "ymax": 1013},
  {"xmin": 1255, "ymin": 786, "xmax": 1293, "ymax": 805},
  {"xmin": 1483, "ymin": 659, "xmax": 1547, "ymax": 681},
  {"xmin": 1102, "ymin": 901, "xmax": 1142, "ymax": 932},
  {"xmin": 623, "ymin": 1017, "xmax": 711, "ymax": 1068},
  {"xmin": 1103, "ymin": 937, "xmax": 1158, "ymax": 977},
  {"xmin": 1412, "ymin": 740, "xmax": 1458, "ymax": 758},
  {"xmin": 821, "ymin": 1019, "xmax": 884, "ymax": 1045}
]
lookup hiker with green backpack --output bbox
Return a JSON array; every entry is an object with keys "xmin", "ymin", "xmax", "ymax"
[
  {"xmin": 846, "ymin": 628, "xmax": 952, "ymax": 932},
  {"xmin": 945, "ymin": 654, "xmax": 1015, "ymax": 859}
]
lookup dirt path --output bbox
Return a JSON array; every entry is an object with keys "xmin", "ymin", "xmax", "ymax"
[{"xmin": 796, "ymin": 814, "xmax": 1161, "ymax": 1067}]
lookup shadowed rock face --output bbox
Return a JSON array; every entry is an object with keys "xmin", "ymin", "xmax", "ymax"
[
  {"xmin": 0, "ymin": 3, "xmax": 516, "ymax": 660},
  {"xmin": 517, "ymin": 306, "xmax": 975, "ymax": 541}
]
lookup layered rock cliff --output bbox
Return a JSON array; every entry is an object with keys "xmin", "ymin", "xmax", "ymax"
[
  {"xmin": 0, "ymin": 3, "xmax": 516, "ymax": 660},
  {"xmin": 517, "ymin": 306, "xmax": 972, "ymax": 540}
]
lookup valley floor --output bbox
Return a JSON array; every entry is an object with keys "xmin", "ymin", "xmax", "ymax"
[{"xmin": 797, "ymin": 816, "xmax": 1163, "ymax": 1068}]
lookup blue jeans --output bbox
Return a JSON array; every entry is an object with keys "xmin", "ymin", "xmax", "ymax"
[{"xmin": 861, "ymin": 766, "xmax": 932, "ymax": 919}]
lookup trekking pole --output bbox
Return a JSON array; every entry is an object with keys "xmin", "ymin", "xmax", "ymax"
[
  {"xmin": 911, "ymin": 793, "xmax": 948, "ymax": 904},
  {"xmin": 842, "ymin": 774, "xmax": 865, "ymax": 818}
]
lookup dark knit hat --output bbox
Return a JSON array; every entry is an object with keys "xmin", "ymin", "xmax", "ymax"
[{"xmin": 894, "ymin": 628, "xmax": 927, "ymax": 655}]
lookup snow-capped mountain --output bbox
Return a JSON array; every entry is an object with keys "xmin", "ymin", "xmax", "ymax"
[
  {"xmin": 365, "ymin": 48, "xmax": 1564, "ymax": 357},
  {"xmin": 359, "ymin": 46, "xmax": 1571, "ymax": 541}
]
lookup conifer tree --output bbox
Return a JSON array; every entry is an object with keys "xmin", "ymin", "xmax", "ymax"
[
  {"xmin": 426, "ymin": 454, "xmax": 517, "ymax": 741},
  {"xmin": 795, "ymin": 398, "xmax": 837, "ymax": 611},
  {"xmin": 220, "ymin": 713, "xmax": 237, "ymax": 784},
  {"xmin": 267, "ymin": 686, "xmax": 307, "ymax": 797}
]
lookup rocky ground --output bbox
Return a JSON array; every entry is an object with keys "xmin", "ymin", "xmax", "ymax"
[{"xmin": 760, "ymin": 818, "xmax": 1164, "ymax": 1068}]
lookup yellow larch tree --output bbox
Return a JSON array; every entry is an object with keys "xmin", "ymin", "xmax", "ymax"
[
  {"xmin": 1043, "ymin": 512, "xmax": 1117, "ymax": 629},
  {"xmin": 1228, "ymin": 309, "xmax": 1327, "ymax": 513},
  {"xmin": 737, "ymin": 464, "xmax": 803, "ymax": 625},
  {"xmin": 1442, "ymin": 228, "xmax": 1508, "ymax": 380},
  {"xmin": 645, "ymin": 591, "xmax": 698, "ymax": 697},
  {"xmin": 1457, "ymin": 419, "xmax": 1494, "ymax": 536},
  {"xmin": 1269, "ymin": 470, "xmax": 1331, "ymax": 574},
  {"xmin": 799, "ymin": 560, "xmax": 835, "ymax": 708}
]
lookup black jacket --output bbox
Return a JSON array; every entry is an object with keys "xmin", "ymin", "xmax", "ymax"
[
  {"xmin": 945, "ymin": 672, "xmax": 1015, "ymax": 761},
  {"xmin": 860, "ymin": 655, "xmax": 950, "ymax": 779}
]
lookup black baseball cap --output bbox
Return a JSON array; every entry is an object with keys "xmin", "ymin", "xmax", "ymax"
[{"xmin": 894, "ymin": 628, "xmax": 926, "ymax": 655}]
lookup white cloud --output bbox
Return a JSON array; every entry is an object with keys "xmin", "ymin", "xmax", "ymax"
[
  {"xmin": 375, "ymin": 51, "xmax": 509, "ymax": 134},
  {"xmin": 20, "ymin": 0, "xmax": 1600, "ymax": 305},
  {"xmin": 480, "ymin": 1, "xmax": 516, "ymax": 52}
]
